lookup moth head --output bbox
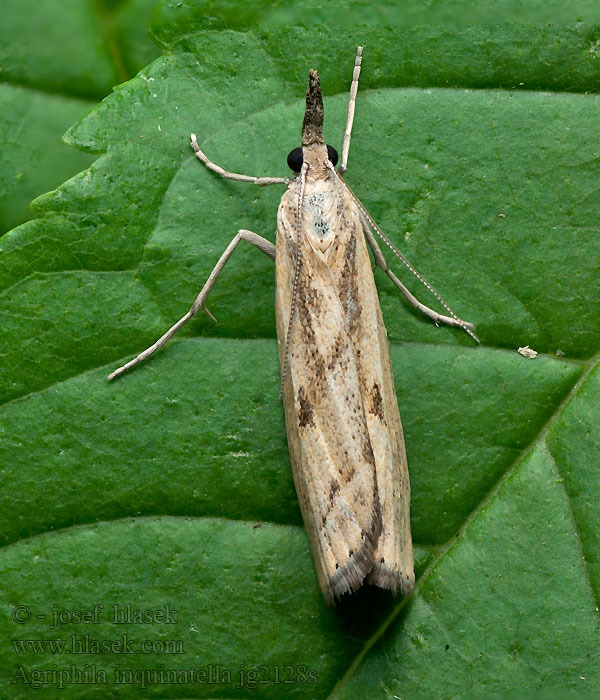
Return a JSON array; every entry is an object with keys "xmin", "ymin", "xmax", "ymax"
[
  {"xmin": 286, "ymin": 69, "xmax": 338, "ymax": 174},
  {"xmin": 287, "ymin": 145, "xmax": 338, "ymax": 173}
]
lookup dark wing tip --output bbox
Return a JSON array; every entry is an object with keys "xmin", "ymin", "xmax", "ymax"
[
  {"xmin": 324, "ymin": 505, "xmax": 382, "ymax": 605},
  {"xmin": 368, "ymin": 564, "xmax": 415, "ymax": 597}
]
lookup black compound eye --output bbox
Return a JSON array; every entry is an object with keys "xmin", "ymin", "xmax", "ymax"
[
  {"xmin": 327, "ymin": 144, "xmax": 339, "ymax": 166},
  {"xmin": 287, "ymin": 147, "xmax": 303, "ymax": 172},
  {"xmin": 286, "ymin": 144, "xmax": 339, "ymax": 171}
]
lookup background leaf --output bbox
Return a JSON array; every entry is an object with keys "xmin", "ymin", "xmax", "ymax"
[
  {"xmin": 0, "ymin": 0, "xmax": 161, "ymax": 234},
  {"xmin": 1, "ymin": 2, "xmax": 600, "ymax": 698}
]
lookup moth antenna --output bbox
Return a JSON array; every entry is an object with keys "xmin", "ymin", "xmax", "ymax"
[
  {"xmin": 328, "ymin": 164, "xmax": 479, "ymax": 343},
  {"xmin": 279, "ymin": 163, "xmax": 308, "ymax": 400}
]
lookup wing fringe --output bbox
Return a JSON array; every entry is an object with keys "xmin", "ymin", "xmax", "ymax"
[
  {"xmin": 325, "ymin": 504, "xmax": 382, "ymax": 605},
  {"xmin": 368, "ymin": 564, "xmax": 414, "ymax": 597}
]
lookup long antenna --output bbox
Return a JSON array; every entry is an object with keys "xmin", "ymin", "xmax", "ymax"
[{"xmin": 328, "ymin": 164, "xmax": 479, "ymax": 343}]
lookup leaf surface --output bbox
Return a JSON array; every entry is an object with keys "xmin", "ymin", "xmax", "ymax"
[
  {"xmin": 1, "ymin": 11, "xmax": 600, "ymax": 699},
  {"xmin": 0, "ymin": 0, "xmax": 160, "ymax": 233}
]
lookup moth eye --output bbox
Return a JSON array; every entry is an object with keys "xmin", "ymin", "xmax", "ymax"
[
  {"xmin": 327, "ymin": 144, "xmax": 339, "ymax": 166},
  {"xmin": 287, "ymin": 147, "xmax": 303, "ymax": 172}
]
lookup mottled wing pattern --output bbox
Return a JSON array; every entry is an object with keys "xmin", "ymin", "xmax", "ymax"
[
  {"xmin": 356, "ymin": 215, "xmax": 413, "ymax": 595},
  {"xmin": 275, "ymin": 175, "xmax": 414, "ymax": 603},
  {"xmin": 276, "ymin": 185, "xmax": 381, "ymax": 604}
]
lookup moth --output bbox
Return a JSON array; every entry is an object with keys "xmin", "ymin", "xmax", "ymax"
[{"xmin": 108, "ymin": 47, "xmax": 476, "ymax": 605}]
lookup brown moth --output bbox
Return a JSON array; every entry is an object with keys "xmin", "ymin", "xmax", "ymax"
[{"xmin": 108, "ymin": 47, "xmax": 476, "ymax": 605}]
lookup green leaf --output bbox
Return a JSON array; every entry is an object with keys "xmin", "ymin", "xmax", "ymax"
[
  {"xmin": 0, "ymin": 0, "xmax": 161, "ymax": 234},
  {"xmin": 1, "ymin": 10, "xmax": 600, "ymax": 699}
]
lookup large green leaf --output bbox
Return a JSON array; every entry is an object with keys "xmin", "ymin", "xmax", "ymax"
[
  {"xmin": 0, "ymin": 0, "xmax": 160, "ymax": 234},
  {"xmin": 1, "ymin": 6, "xmax": 600, "ymax": 699}
]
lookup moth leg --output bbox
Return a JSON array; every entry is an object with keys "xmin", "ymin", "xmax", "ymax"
[
  {"xmin": 362, "ymin": 219, "xmax": 478, "ymax": 337},
  {"xmin": 191, "ymin": 134, "xmax": 289, "ymax": 186},
  {"xmin": 338, "ymin": 46, "xmax": 363, "ymax": 175},
  {"xmin": 107, "ymin": 230, "xmax": 275, "ymax": 380}
]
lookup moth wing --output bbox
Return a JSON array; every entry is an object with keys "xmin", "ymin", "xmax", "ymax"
[
  {"xmin": 275, "ymin": 195, "xmax": 382, "ymax": 605},
  {"xmin": 309, "ymin": 190, "xmax": 414, "ymax": 597},
  {"xmin": 354, "ymin": 216, "xmax": 414, "ymax": 595}
]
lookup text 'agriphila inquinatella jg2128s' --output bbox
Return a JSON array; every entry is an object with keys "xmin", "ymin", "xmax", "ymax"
[{"xmin": 108, "ymin": 47, "xmax": 478, "ymax": 605}]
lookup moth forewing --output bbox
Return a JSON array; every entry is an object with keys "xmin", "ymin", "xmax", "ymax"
[{"xmin": 275, "ymin": 184, "xmax": 415, "ymax": 603}]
